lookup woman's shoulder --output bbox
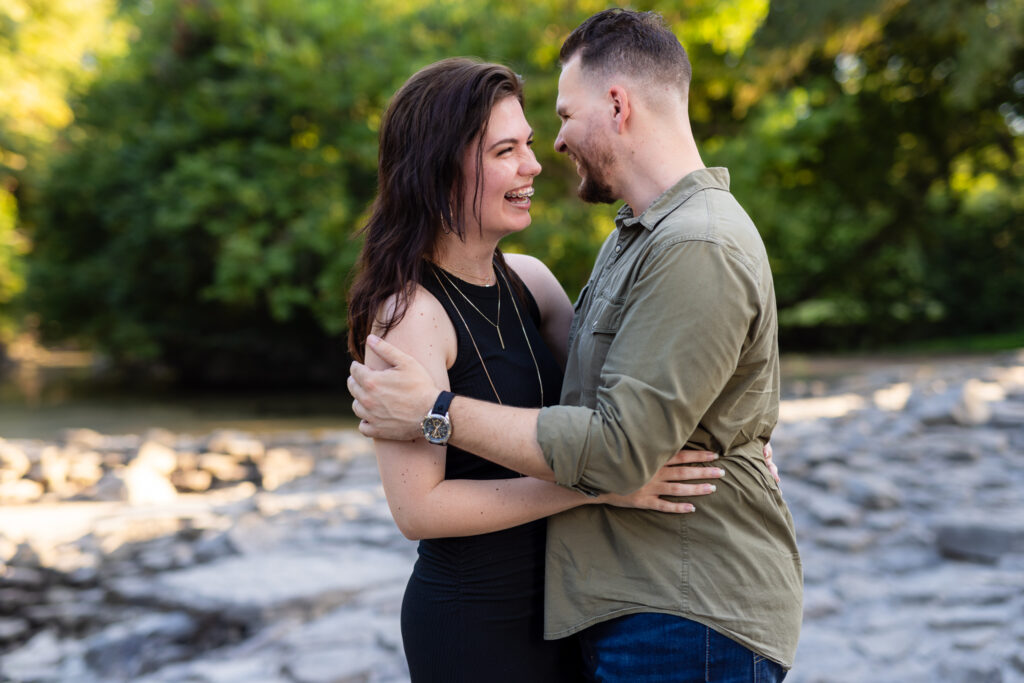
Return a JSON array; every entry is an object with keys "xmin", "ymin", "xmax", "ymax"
[
  {"xmin": 504, "ymin": 252, "xmax": 547, "ymax": 276},
  {"xmin": 372, "ymin": 285, "xmax": 456, "ymax": 364},
  {"xmin": 503, "ymin": 253, "xmax": 557, "ymax": 294},
  {"xmin": 375, "ymin": 284, "xmax": 449, "ymax": 333},
  {"xmin": 501, "ymin": 250, "xmax": 561, "ymax": 301}
]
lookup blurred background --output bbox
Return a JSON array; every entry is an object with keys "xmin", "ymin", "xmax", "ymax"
[
  {"xmin": 1, "ymin": 3, "xmax": 1023, "ymax": 681},
  {"xmin": 1, "ymin": 0, "xmax": 1022, "ymax": 435}
]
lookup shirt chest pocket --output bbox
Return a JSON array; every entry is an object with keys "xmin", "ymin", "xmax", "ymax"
[
  {"xmin": 577, "ymin": 294, "xmax": 625, "ymax": 405},
  {"xmin": 589, "ymin": 294, "xmax": 624, "ymax": 334}
]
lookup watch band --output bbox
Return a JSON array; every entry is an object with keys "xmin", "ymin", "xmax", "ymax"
[{"xmin": 431, "ymin": 390, "xmax": 455, "ymax": 417}]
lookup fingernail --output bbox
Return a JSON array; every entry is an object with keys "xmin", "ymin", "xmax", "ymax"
[
  {"xmin": 367, "ymin": 334, "xmax": 380, "ymax": 346},
  {"xmin": 685, "ymin": 504, "xmax": 696, "ymax": 512},
  {"xmin": 715, "ymin": 468, "xmax": 725, "ymax": 476},
  {"xmin": 705, "ymin": 484, "xmax": 716, "ymax": 493}
]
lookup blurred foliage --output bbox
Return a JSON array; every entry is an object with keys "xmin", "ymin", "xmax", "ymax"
[
  {"xmin": 0, "ymin": 0, "xmax": 129, "ymax": 339},
  {"xmin": 3, "ymin": 0, "xmax": 1022, "ymax": 381},
  {"xmin": 707, "ymin": 0, "xmax": 1024, "ymax": 347}
]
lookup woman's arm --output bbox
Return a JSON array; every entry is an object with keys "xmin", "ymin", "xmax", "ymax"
[
  {"xmin": 368, "ymin": 286, "xmax": 720, "ymax": 540},
  {"xmin": 369, "ymin": 285, "xmax": 587, "ymax": 539},
  {"xmin": 505, "ymin": 253, "xmax": 573, "ymax": 369}
]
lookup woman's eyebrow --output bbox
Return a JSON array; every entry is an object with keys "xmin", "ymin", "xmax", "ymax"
[{"xmin": 487, "ymin": 130, "xmax": 535, "ymax": 151}]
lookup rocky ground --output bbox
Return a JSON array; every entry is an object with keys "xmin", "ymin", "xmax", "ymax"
[{"xmin": 1, "ymin": 350, "xmax": 1023, "ymax": 682}]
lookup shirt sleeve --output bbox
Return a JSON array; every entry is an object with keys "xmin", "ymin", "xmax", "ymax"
[{"xmin": 536, "ymin": 239, "xmax": 762, "ymax": 495}]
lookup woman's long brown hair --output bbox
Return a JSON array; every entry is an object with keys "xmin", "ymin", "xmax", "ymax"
[{"xmin": 347, "ymin": 58, "xmax": 528, "ymax": 362}]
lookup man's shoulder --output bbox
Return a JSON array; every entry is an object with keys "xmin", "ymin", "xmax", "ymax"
[
  {"xmin": 651, "ymin": 188, "xmax": 766, "ymax": 266},
  {"xmin": 655, "ymin": 186, "xmax": 753, "ymax": 238}
]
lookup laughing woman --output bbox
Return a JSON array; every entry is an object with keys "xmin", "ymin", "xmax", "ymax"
[{"xmin": 345, "ymin": 58, "xmax": 725, "ymax": 682}]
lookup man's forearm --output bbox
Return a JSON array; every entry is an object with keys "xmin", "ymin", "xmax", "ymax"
[{"xmin": 447, "ymin": 397, "xmax": 554, "ymax": 481}]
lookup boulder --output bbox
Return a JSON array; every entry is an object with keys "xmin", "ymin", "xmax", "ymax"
[
  {"xmin": 60, "ymin": 428, "xmax": 106, "ymax": 450},
  {"xmin": 122, "ymin": 463, "xmax": 178, "ymax": 505},
  {"xmin": 0, "ymin": 478, "xmax": 44, "ymax": 504},
  {"xmin": 935, "ymin": 519, "xmax": 1024, "ymax": 563},
  {"xmin": 0, "ymin": 616, "xmax": 30, "ymax": 643},
  {"xmin": 198, "ymin": 453, "xmax": 250, "ymax": 483},
  {"xmin": 134, "ymin": 441, "xmax": 178, "ymax": 476},
  {"xmin": 170, "ymin": 468, "xmax": 213, "ymax": 493},
  {"xmin": 205, "ymin": 431, "xmax": 265, "ymax": 460},
  {"xmin": 259, "ymin": 448, "xmax": 315, "ymax": 491},
  {"xmin": 39, "ymin": 445, "xmax": 72, "ymax": 495},
  {"xmin": 67, "ymin": 451, "xmax": 105, "ymax": 489},
  {"xmin": 0, "ymin": 440, "xmax": 31, "ymax": 481},
  {"xmin": 844, "ymin": 473, "xmax": 903, "ymax": 510}
]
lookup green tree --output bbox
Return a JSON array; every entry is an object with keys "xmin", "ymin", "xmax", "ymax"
[
  {"xmin": 706, "ymin": 0, "xmax": 1024, "ymax": 347},
  {"xmin": 27, "ymin": 0, "xmax": 763, "ymax": 381},
  {"xmin": 0, "ymin": 0, "xmax": 127, "ymax": 339},
  {"xmin": 24, "ymin": 0, "xmax": 1021, "ymax": 380}
]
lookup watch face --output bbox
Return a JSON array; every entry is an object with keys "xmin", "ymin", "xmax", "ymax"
[{"xmin": 422, "ymin": 415, "xmax": 451, "ymax": 444}]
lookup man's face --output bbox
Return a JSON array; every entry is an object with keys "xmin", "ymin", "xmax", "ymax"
[{"xmin": 554, "ymin": 56, "xmax": 617, "ymax": 205}]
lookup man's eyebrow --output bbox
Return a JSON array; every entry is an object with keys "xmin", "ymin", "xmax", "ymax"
[{"xmin": 487, "ymin": 130, "xmax": 535, "ymax": 151}]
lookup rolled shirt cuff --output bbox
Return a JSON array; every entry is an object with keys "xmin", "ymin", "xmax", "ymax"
[{"xmin": 537, "ymin": 404, "xmax": 602, "ymax": 496}]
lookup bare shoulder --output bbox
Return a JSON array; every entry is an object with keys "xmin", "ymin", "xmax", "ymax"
[
  {"xmin": 503, "ymin": 253, "xmax": 572, "ymax": 364},
  {"xmin": 504, "ymin": 253, "xmax": 559, "ymax": 297},
  {"xmin": 370, "ymin": 284, "xmax": 456, "ymax": 373}
]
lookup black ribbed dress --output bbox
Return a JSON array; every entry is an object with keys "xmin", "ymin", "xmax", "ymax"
[{"xmin": 400, "ymin": 261, "xmax": 581, "ymax": 682}]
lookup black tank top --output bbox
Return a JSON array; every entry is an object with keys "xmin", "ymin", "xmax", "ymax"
[
  {"xmin": 401, "ymin": 260, "xmax": 581, "ymax": 683},
  {"xmin": 421, "ymin": 259, "xmax": 563, "ymax": 481}
]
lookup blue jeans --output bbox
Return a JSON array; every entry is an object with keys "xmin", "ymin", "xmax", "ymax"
[{"xmin": 578, "ymin": 613, "xmax": 787, "ymax": 683}]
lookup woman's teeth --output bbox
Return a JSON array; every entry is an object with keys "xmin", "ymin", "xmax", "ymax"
[{"xmin": 504, "ymin": 188, "xmax": 534, "ymax": 200}]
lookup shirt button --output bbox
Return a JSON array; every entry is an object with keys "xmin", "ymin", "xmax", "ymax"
[{"xmin": 614, "ymin": 245, "xmax": 622, "ymax": 253}]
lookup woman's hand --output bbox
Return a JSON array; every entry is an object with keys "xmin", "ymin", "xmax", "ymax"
[{"xmin": 598, "ymin": 450, "xmax": 724, "ymax": 513}]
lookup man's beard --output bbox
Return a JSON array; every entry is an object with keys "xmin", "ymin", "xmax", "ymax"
[{"xmin": 574, "ymin": 137, "xmax": 616, "ymax": 205}]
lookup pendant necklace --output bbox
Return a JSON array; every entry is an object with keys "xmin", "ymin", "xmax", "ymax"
[
  {"xmin": 434, "ymin": 265, "xmax": 505, "ymax": 350},
  {"xmin": 431, "ymin": 262, "xmax": 544, "ymax": 407}
]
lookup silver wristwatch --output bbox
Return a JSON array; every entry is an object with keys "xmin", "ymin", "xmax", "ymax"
[{"xmin": 421, "ymin": 391, "xmax": 455, "ymax": 445}]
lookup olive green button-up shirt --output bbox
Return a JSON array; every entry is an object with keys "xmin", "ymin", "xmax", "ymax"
[{"xmin": 536, "ymin": 168, "xmax": 802, "ymax": 668}]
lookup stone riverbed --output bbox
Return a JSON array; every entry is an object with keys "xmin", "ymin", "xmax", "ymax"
[{"xmin": 1, "ymin": 350, "xmax": 1023, "ymax": 682}]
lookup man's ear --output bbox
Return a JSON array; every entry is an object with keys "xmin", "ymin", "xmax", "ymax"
[{"xmin": 608, "ymin": 85, "xmax": 631, "ymax": 134}]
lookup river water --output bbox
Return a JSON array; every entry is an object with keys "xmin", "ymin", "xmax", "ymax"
[
  {"xmin": 1, "ymin": 348, "xmax": 1004, "ymax": 440},
  {"xmin": 0, "ymin": 361, "xmax": 357, "ymax": 440}
]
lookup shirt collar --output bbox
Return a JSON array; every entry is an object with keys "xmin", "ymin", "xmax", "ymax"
[{"xmin": 614, "ymin": 167, "xmax": 731, "ymax": 232}]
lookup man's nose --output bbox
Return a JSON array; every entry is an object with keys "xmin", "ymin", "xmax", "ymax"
[{"xmin": 554, "ymin": 129, "xmax": 567, "ymax": 154}]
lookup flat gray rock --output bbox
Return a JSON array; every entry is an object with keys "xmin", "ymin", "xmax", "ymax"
[
  {"xmin": 935, "ymin": 518, "xmax": 1024, "ymax": 563},
  {"xmin": 112, "ymin": 549, "xmax": 414, "ymax": 619}
]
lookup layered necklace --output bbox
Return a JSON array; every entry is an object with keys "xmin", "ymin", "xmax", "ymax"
[
  {"xmin": 435, "ymin": 265, "xmax": 505, "ymax": 349},
  {"xmin": 431, "ymin": 261, "xmax": 545, "ymax": 407}
]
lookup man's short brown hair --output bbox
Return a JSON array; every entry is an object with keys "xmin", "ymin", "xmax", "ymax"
[{"xmin": 560, "ymin": 8, "xmax": 691, "ymax": 99}]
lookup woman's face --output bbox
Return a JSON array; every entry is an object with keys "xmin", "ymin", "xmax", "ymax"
[{"xmin": 459, "ymin": 97, "xmax": 542, "ymax": 238}]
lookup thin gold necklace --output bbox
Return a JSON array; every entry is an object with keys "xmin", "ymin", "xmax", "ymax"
[
  {"xmin": 431, "ymin": 263, "xmax": 544, "ymax": 407},
  {"xmin": 432, "ymin": 262, "xmax": 496, "ymax": 286},
  {"xmin": 434, "ymin": 265, "xmax": 504, "ymax": 350},
  {"xmin": 495, "ymin": 263, "xmax": 545, "ymax": 408}
]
